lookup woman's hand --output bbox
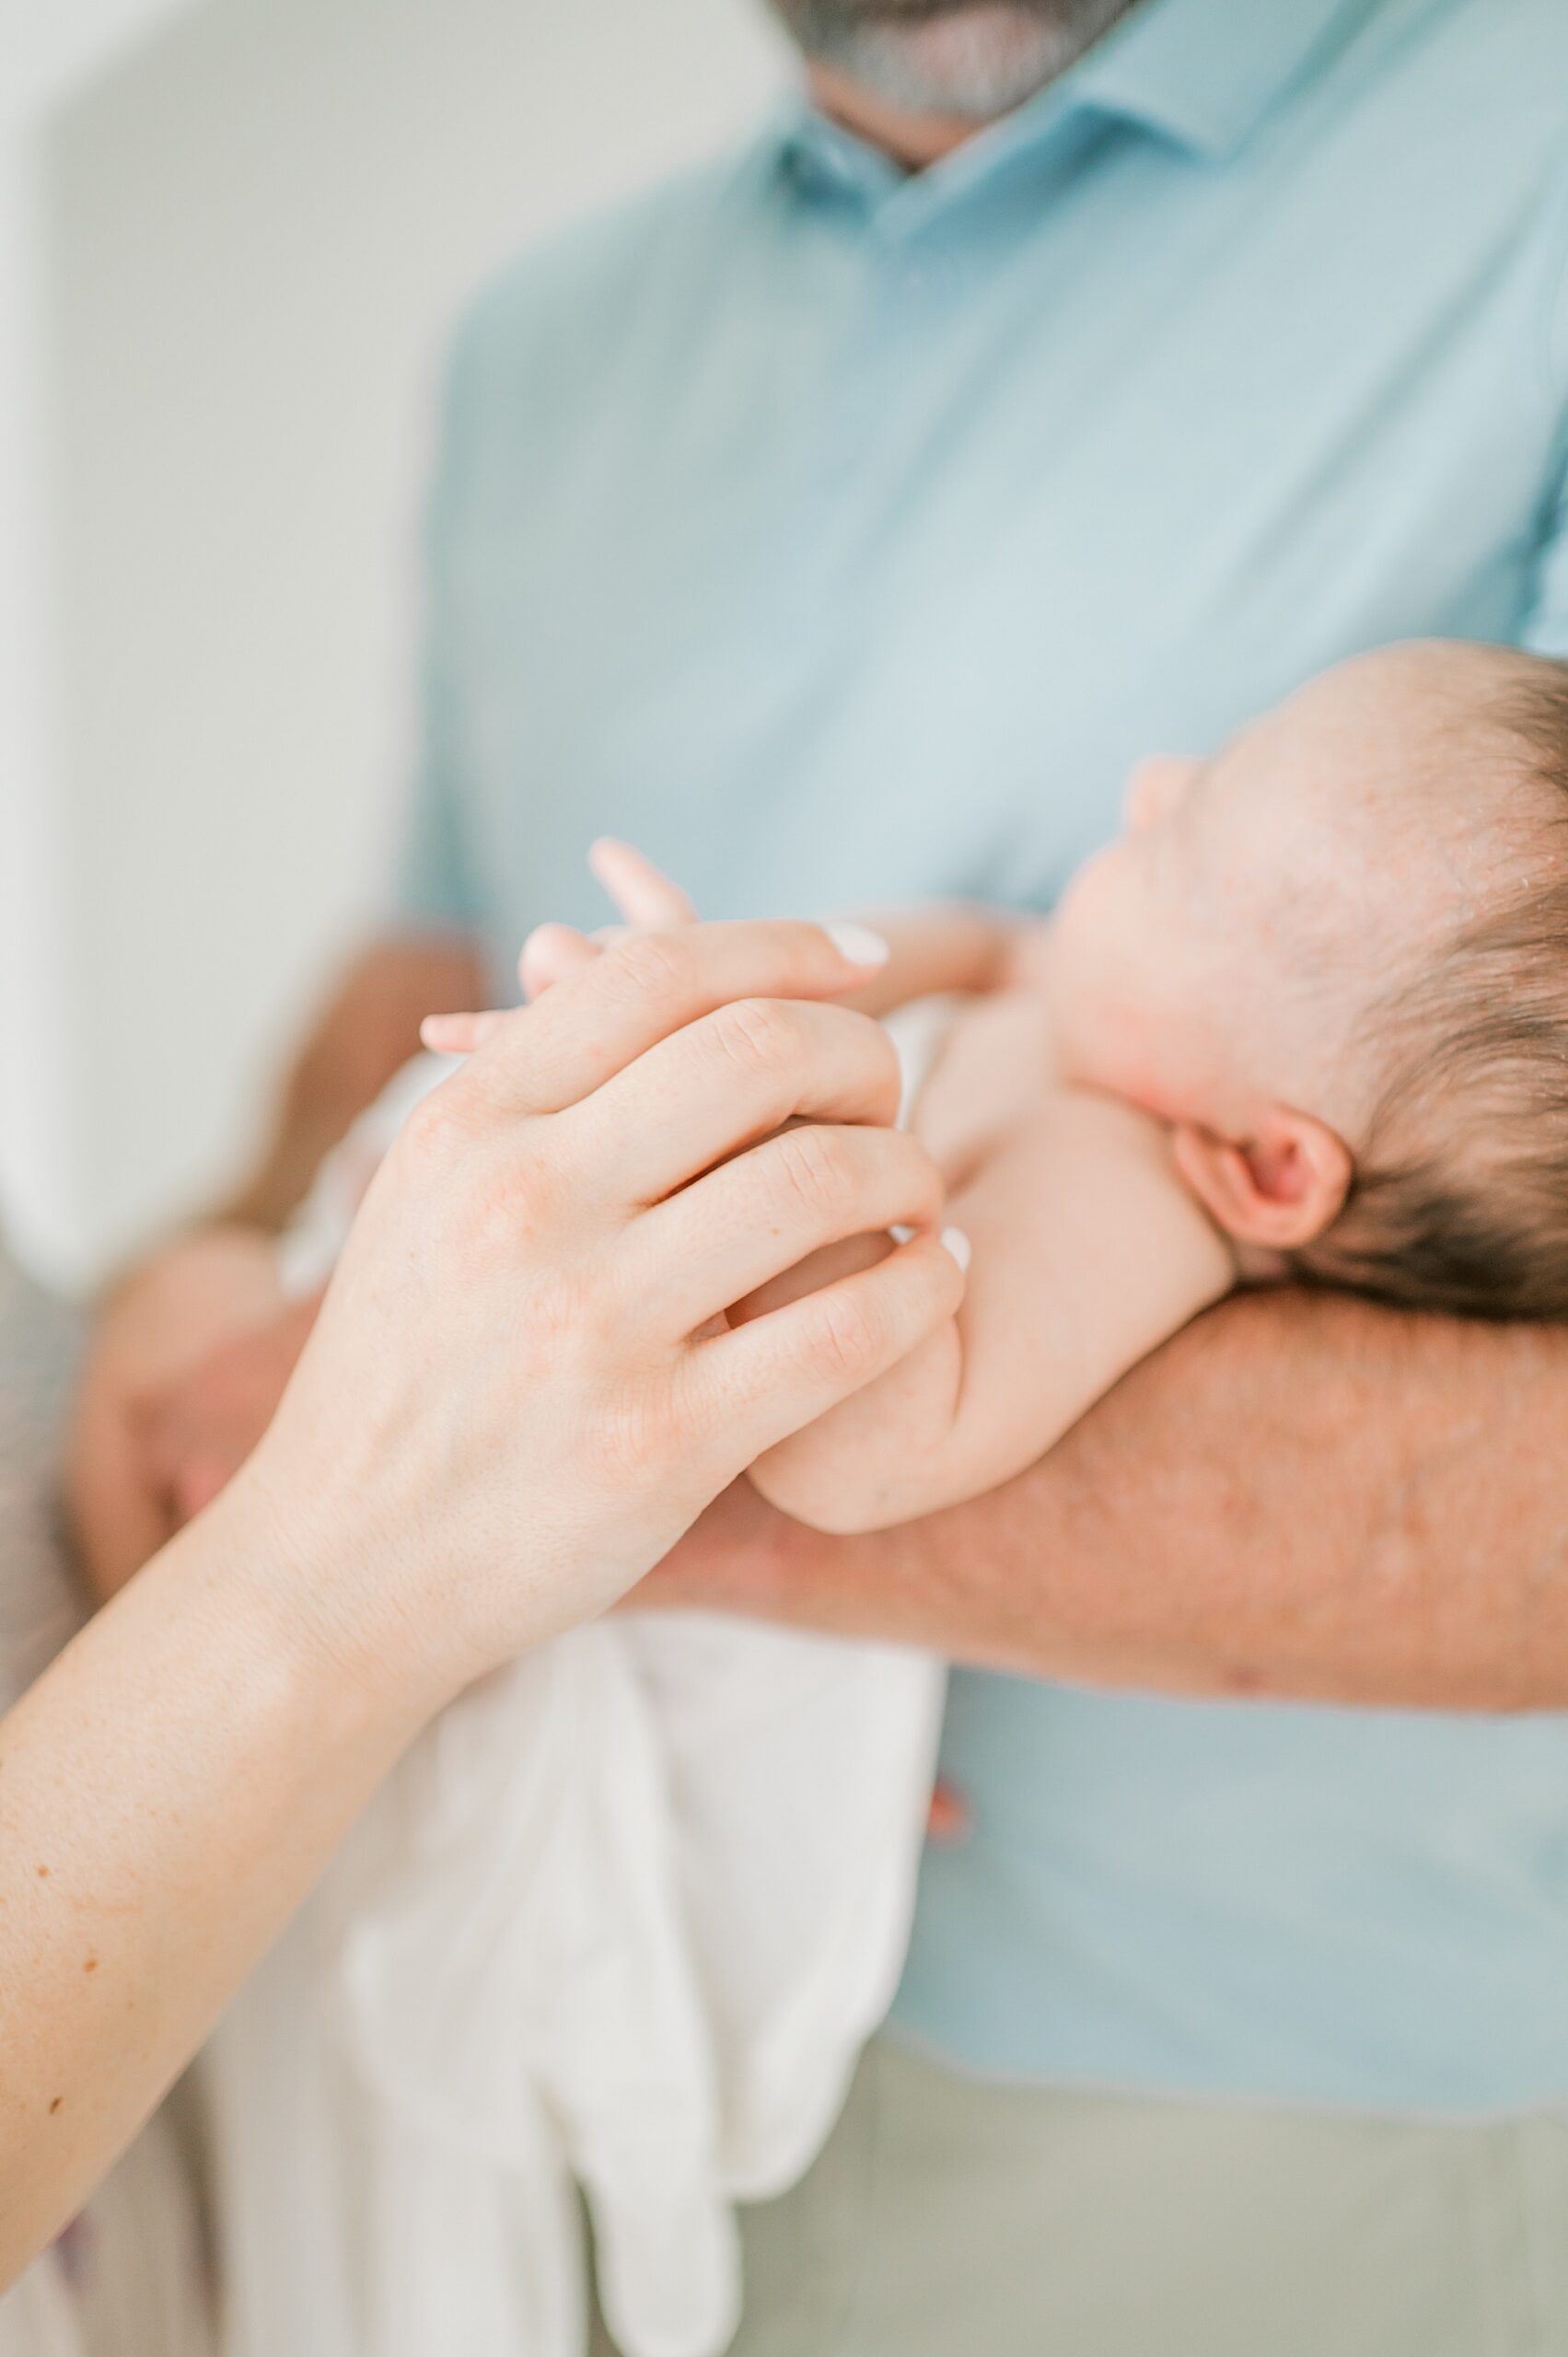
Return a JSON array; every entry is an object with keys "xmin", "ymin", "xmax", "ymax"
[
  {"xmin": 232, "ymin": 914, "xmax": 966, "ymax": 1713},
  {"xmin": 2, "ymin": 915, "xmax": 962, "ymax": 2282}
]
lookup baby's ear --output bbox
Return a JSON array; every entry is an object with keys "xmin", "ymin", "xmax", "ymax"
[{"xmin": 1171, "ymin": 1109, "xmax": 1352, "ymax": 1251}]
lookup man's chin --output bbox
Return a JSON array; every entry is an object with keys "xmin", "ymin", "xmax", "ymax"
[{"xmin": 770, "ymin": 0, "xmax": 1135, "ymax": 122}]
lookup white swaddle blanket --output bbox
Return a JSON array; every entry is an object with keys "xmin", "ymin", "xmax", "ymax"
[{"xmin": 205, "ymin": 1018, "xmax": 947, "ymax": 2357}]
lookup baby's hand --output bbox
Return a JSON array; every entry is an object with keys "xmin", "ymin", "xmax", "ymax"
[
  {"xmin": 421, "ymin": 841, "xmax": 888, "ymax": 1053},
  {"xmin": 421, "ymin": 841, "xmax": 697, "ymax": 1055},
  {"xmin": 522, "ymin": 839, "xmax": 698, "ymax": 995}
]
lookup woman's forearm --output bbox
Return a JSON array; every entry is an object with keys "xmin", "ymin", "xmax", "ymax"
[
  {"xmin": 0, "ymin": 1485, "xmax": 422, "ymax": 2279},
  {"xmin": 656, "ymin": 1288, "xmax": 1568, "ymax": 1710},
  {"xmin": 221, "ymin": 932, "xmax": 486, "ymax": 1232}
]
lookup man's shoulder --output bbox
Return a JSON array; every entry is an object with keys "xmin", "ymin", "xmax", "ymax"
[
  {"xmin": 443, "ymin": 137, "xmax": 774, "ymax": 408},
  {"xmin": 1375, "ymin": 0, "xmax": 1568, "ymax": 392},
  {"xmin": 1448, "ymin": 0, "xmax": 1568, "ymax": 389},
  {"xmin": 1413, "ymin": 0, "xmax": 1568, "ymax": 141}
]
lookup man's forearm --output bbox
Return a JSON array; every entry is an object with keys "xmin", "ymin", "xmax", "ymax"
[
  {"xmin": 653, "ymin": 1288, "xmax": 1568, "ymax": 1710},
  {"xmin": 223, "ymin": 931, "xmax": 484, "ymax": 1231}
]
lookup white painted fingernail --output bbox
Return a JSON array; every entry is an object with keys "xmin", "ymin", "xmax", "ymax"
[
  {"xmin": 940, "ymin": 1226, "xmax": 972, "ymax": 1271},
  {"xmin": 889, "ymin": 1223, "xmax": 916, "ymax": 1245},
  {"xmin": 826, "ymin": 922, "xmax": 890, "ymax": 968}
]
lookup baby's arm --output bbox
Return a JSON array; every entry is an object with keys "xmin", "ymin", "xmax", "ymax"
[
  {"xmin": 746, "ymin": 1073, "xmax": 1235, "ymax": 1536},
  {"xmin": 830, "ymin": 902, "xmax": 1026, "ymax": 1018}
]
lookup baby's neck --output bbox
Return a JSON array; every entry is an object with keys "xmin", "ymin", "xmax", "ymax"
[{"xmin": 1229, "ymin": 1239, "xmax": 1291, "ymax": 1288}]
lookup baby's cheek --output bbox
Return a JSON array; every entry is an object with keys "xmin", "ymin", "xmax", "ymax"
[{"xmin": 1051, "ymin": 842, "xmax": 1134, "ymax": 989}]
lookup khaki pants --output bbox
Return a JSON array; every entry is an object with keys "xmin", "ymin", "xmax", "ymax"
[{"xmin": 593, "ymin": 2038, "xmax": 1568, "ymax": 2356}]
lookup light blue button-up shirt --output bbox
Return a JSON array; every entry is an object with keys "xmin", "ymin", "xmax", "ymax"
[{"xmin": 399, "ymin": 0, "xmax": 1568, "ymax": 2110}]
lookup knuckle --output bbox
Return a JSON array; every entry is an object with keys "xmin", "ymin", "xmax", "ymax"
[
  {"xmin": 587, "ymin": 1376, "xmax": 690, "ymax": 1483},
  {"xmin": 528, "ymin": 1262, "xmax": 596, "ymax": 1350},
  {"xmin": 528, "ymin": 1229, "xmax": 641, "ymax": 1360},
  {"xmin": 705, "ymin": 996, "xmax": 798, "ymax": 1080},
  {"xmin": 483, "ymin": 1150, "xmax": 561, "ymax": 1246},
  {"xmin": 438, "ymin": 1142, "xmax": 564, "ymax": 1279},
  {"xmin": 808, "ymin": 1288, "xmax": 885, "ymax": 1382},
  {"xmin": 772, "ymin": 1123, "xmax": 854, "ymax": 1220},
  {"xmin": 401, "ymin": 1081, "xmax": 475, "ymax": 1165},
  {"xmin": 601, "ymin": 928, "xmax": 691, "ymax": 1004}
]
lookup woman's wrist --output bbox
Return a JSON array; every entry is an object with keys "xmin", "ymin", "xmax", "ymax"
[
  {"xmin": 0, "ymin": 1453, "xmax": 437, "ymax": 2274},
  {"xmin": 182, "ymin": 1451, "xmax": 449, "ymax": 1747}
]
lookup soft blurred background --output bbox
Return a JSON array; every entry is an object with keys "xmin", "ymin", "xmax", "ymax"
[{"xmin": 1, "ymin": 0, "xmax": 784, "ymax": 1284}]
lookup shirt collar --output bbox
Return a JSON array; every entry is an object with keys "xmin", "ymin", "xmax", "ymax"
[
  {"xmin": 1069, "ymin": 0, "xmax": 1379, "ymax": 162},
  {"xmin": 774, "ymin": 0, "xmax": 1380, "ymax": 201}
]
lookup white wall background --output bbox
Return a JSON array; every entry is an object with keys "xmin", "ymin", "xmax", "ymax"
[
  {"xmin": 18, "ymin": 0, "xmax": 783, "ymax": 1280},
  {"xmin": 1, "ymin": 0, "xmax": 205, "ymax": 1275}
]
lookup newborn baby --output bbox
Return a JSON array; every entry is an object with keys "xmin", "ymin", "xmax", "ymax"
[{"xmin": 518, "ymin": 640, "xmax": 1568, "ymax": 1538}]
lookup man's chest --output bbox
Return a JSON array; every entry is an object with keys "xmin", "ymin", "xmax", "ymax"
[{"xmin": 445, "ymin": 134, "xmax": 1567, "ymax": 944}]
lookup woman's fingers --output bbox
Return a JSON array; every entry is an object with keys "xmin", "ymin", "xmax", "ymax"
[
  {"xmin": 589, "ymin": 838, "xmax": 697, "ymax": 929},
  {"xmin": 561, "ymin": 996, "xmax": 902, "ymax": 1203},
  {"xmin": 684, "ymin": 1228, "xmax": 969, "ymax": 1472},
  {"xmin": 448, "ymin": 918, "xmax": 889, "ymax": 1120},
  {"xmin": 629, "ymin": 1120, "xmax": 947, "ymax": 1331}
]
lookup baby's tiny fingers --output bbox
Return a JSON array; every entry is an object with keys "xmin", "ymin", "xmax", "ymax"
[
  {"xmin": 519, "ymin": 922, "xmax": 602, "ymax": 1001},
  {"xmin": 589, "ymin": 838, "xmax": 698, "ymax": 930},
  {"xmin": 420, "ymin": 1009, "xmax": 507, "ymax": 1054}
]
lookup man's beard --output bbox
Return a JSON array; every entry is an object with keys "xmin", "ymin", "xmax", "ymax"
[{"xmin": 768, "ymin": 0, "xmax": 1141, "ymax": 121}]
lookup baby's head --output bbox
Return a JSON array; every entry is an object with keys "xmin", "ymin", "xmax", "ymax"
[{"xmin": 1050, "ymin": 641, "xmax": 1568, "ymax": 1318}]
